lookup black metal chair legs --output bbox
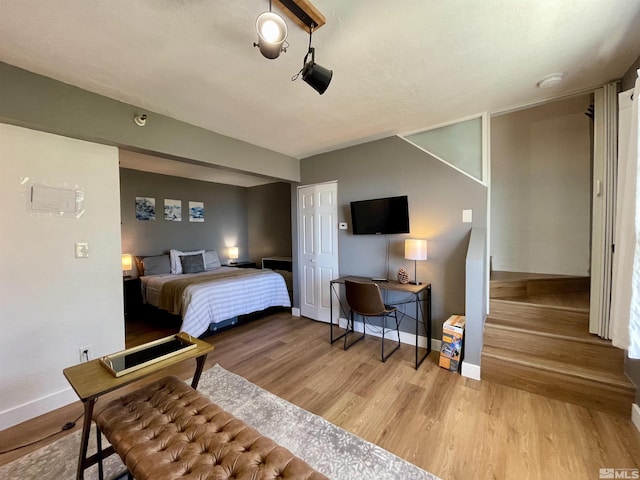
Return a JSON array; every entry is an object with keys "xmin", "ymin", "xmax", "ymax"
[
  {"xmin": 381, "ymin": 309, "xmax": 401, "ymax": 362},
  {"xmin": 343, "ymin": 311, "xmax": 365, "ymax": 350}
]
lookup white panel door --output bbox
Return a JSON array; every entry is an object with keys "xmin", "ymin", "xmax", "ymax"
[{"xmin": 298, "ymin": 182, "xmax": 339, "ymax": 322}]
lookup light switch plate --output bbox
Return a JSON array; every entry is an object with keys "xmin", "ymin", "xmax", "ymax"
[
  {"xmin": 462, "ymin": 210, "xmax": 473, "ymax": 223},
  {"xmin": 339, "ymin": 222, "xmax": 348, "ymax": 230},
  {"xmin": 75, "ymin": 242, "xmax": 89, "ymax": 258}
]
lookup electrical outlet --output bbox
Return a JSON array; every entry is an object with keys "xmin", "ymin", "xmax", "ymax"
[{"xmin": 79, "ymin": 345, "xmax": 91, "ymax": 362}]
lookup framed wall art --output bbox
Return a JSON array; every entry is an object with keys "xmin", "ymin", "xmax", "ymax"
[
  {"xmin": 164, "ymin": 198, "xmax": 181, "ymax": 221},
  {"xmin": 189, "ymin": 201, "xmax": 204, "ymax": 222},
  {"xmin": 135, "ymin": 197, "xmax": 156, "ymax": 221}
]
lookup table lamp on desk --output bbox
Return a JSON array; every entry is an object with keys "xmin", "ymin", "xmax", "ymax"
[{"xmin": 405, "ymin": 239, "xmax": 427, "ymax": 285}]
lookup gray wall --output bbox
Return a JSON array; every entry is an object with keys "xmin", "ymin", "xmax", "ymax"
[
  {"xmin": 465, "ymin": 228, "xmax": 488, "ymax": 367},
  {"xmin": 300, "ymin": 135, "xmax": 488, "ymax": 340},
  {"xmin": 621, "ymin": 53, "xmax": 640, "ymax": 405},
  {"xmin": 622, "ymin": 53, "xmax": 640, "ymax": 91},
  {"xmin": 0, "ymin": 62, "xmax": 299, "ymax": 181},
  {"xmin": 491, "ymin": 94, "xmax": 592, "ymax": 275},
  {"xmin": 248, "ymin": 182, "xmax": 292, "ymax": 264},
  {"xmin": 120, "ymin": 168, "xmax": 248, "ymax": 262}
]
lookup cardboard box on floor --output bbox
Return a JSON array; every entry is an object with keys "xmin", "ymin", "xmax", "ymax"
[{"xmin": 439, "ymin": 315, "xmax": 465, "ymax": 372}]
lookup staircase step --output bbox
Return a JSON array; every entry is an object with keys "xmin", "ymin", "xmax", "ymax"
[
  {"xmin": 490, "ymin": 274, "xmax": 589, "ymax": 299},
  {"xmin": 484, "ymin": 319, "xmax": 625, "ymax": 371},
  {"xmin": 482, "ymin": 346, "xmax": 635, "ymax": 416},
  {"xmin": 489, "ymin": 299, "xmax": 588, "ymax": 329},
  {"xmin": 486, "ymin": 311, "xmax": 595, "ymax": 344}
]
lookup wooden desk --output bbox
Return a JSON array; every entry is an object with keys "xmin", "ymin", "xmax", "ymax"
[
  {"xmin": 329, "ymin": 276, "xmax": 432, "ymax": 369},
  {"xmin": 63, "ymin": 335, "xmax": 214, "ymax": 480}
]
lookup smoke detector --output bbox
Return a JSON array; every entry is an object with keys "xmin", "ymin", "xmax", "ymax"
[{"xmin": 537, "ymin": 73, "xmax": 565, "ymax": 89}]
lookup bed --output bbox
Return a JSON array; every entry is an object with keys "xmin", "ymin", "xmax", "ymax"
[{"xmin": 137, "ymin": 250, "xmax": 291, "ymax": 338}]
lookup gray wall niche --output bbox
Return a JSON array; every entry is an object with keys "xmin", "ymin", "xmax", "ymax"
[
  {"xmin": 299, "ymin": 135, "xmax": 488, "ymax": 340},
  {"xmin": 120, "ymin": 168, "xmax": 248, "ymax": 263},
  {"xmin": 247, "ymin": 182, "xmax": 292, "ymax": 263}
]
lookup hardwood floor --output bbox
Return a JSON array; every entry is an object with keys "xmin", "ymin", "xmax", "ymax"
[
  {"xmin": 124, "ymin": 311, "xmax": 181, "ymax": 348},
  {"xmin": 2, "ymin": 312, "xmax": 639, "ymax": 479}
]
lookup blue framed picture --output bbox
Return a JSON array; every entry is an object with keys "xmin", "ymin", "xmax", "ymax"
[
  {"xmin": 135, "ymin": 197, "xmax": 156, "ymax": 221},
  {"xmin": 189, "ymin": 201, "xmax": 204, "ymax": 222}
]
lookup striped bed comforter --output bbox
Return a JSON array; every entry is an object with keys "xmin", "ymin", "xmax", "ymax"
[{"xmin": 140, "ymin": 267, "xmax": 291, "ymax": 337}]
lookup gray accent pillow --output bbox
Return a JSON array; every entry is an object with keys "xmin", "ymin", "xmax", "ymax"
[
  {"xmin": 180, "ymin": 253, "xmax": 205, "ymax": 274},
  {"xmin": 141, "ymin": 254, "xmax": 171, "ymax": 276}
]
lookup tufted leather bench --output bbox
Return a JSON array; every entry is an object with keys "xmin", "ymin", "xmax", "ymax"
[{"xmin": 93, "ymin": 375, "xmax": 327, "ymax": 480}]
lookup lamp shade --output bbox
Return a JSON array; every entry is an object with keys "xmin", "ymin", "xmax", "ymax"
[
  {"xmin": 405, "ymin": 239, "xmax": 427, "ymax": 261},
  {"xmin": 302, "ymin": 61, "xmax": 333, "ymax": 95},
  {"xmin": 121, "ymin": 254, "xmax": 133, "ymax": 272},
  {"xmin": 228, "ymin": 247, "xmax": 239, "ymax": 260},
  {"xmin": 255, "ymin": 11, "xmax": 288, "ymax": 59}
]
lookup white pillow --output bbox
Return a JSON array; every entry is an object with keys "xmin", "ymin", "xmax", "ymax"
[
  {"xmin": 204, "ymin": 250, "xmax": 221, "ymax": 270},
  {"xmin": 170, "ymin": 249, "xmax": 205, "ymax": 274}
]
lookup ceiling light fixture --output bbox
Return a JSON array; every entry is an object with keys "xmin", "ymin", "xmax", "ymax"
[
  {"xmin": 536, "ymin": 73, "xmax": 565, "ymax": 89},
  {"xmin": 292, "ymin": 25, "xmax": 333, "ymax": 95},
  {"xmin": 254, "ymin": 1, "xmax": 288, "ymax": 59}
]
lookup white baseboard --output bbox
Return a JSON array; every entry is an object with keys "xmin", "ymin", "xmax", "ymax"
[
  {"xmin": 291, "ymin": 307, "xmax": 301, "ymax": 317},
  {"xmin": 632, "ymin": 403, "xmax": 640, "ymax": 434},
  {"xmin": 0, "ymin": 387, "xmax": 76, "ymax": 432},
  {"xmin": 461, "ymin": 362, "xmax": 481, "ymax": 380},
  {"xmin": 337, "ymin": 317, "xmax": 441, "ymax": 352}
]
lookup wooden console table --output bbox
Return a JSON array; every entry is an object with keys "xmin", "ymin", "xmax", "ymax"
[
  {"xmin": 329, "ymin": 276, "xmax": 432, "ymax": 369},
  {"xmin": 63, "ymin": 335, "xmax": 214, "ymax": 480}
]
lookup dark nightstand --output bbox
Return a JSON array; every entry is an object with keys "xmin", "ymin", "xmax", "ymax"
[
  {"xmin": 262, "ymin": 256, "xmax": 292, "ymax": 272},
  {"xmin": 123, "ymin": 277, "xmax": 142, "ymax": 318},
  {"xmin": 223, "ymin": 261, "xmax": 257, "ymax": 269}
]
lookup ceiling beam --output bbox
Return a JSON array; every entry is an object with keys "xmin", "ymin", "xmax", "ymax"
[{"xmin": 273, "ymin": 0, "xmax": 326, "ymax": 33}]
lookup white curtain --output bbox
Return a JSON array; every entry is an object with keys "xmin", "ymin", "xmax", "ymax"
[{"xmin": 610, "ymin": 69, "xmax": 640, "ymax": 359}]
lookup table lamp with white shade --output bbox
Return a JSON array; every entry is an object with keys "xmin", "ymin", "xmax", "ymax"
[
  {"xmin": 121, "ymin": 254, "xmax": 133, "ymax": 278},
  {"xmin": 404, "ymin": 239, "xmax": 427, "ymax": 285},
  {"xmin": 228, "ymin": 246, "xmax": 239, "ymax": 265}
]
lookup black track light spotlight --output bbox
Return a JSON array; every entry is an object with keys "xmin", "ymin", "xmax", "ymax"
[
  {"xmin": 291, "ymin": 26, "xmax": 332, "ymax": 95},
  {"xmin": 301, "ymin": 48, "xmax": 332, "ymax": 95}
]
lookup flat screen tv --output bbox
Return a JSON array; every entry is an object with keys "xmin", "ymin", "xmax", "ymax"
[{"xmin": 350, "ymin": 195, "xmax": 410, "ymax": 235}]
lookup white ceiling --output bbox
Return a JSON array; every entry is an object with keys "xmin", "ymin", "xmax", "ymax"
[{"xmin": 1, "ymin": 0, "xmax": 640, "ymax": 181}]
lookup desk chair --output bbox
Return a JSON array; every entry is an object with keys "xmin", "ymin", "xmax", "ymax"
[{"xmin": 344, "ymin": 279, "xmax": 401, "ymax": 362}]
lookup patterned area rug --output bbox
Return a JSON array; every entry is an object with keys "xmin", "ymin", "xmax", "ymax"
[{"xmin": 0, "ymin": 364, "xmax": 440, "ymax": 480}]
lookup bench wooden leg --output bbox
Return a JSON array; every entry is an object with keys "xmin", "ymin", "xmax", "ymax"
[
  {"xmin": 76, "ymin": 398, "xmax": 96, "ymax": 480},
  {"xmin": 191, "ymin": 354, "xmax": 208, "ymax": 389},
  {"xmin": 96, "ymin": 424, "xmax": 104, "ymax": 480}
]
